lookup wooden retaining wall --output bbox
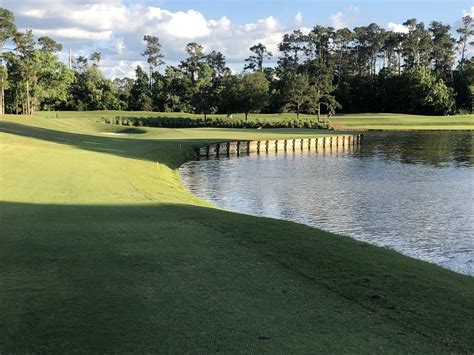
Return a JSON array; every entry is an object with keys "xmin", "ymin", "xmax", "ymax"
[{"xmin": 199, "ymin": 134, "xmax": 362, "ymax": 157}]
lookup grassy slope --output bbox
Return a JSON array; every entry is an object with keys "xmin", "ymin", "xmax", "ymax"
[
  {"xmin": 0, "ymin": 115, "xmax": 473, "ymax": 353},
  {"xmin": 34, "ymin": 110, "xmax": 474, "ymax": 130}
]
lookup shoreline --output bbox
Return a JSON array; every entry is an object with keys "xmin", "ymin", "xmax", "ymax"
[{"xmin": 179, "ymin": 134, "xmax": 472, "ymax": 278}]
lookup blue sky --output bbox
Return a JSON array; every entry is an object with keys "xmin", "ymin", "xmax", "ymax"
[
  {"xmin": 153, "ymin": 0, "xmax": 470, "ymax": 26},
  {"xmin": 4, "ymin": 0, "xmax": 473, "ymax": 77}
]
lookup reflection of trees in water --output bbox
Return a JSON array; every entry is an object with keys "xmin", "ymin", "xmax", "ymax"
[{"xmin": 360, "ymin": 132, "xmax": 473, "ymax": 167}]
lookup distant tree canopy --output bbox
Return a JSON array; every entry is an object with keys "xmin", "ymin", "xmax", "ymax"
[{"xmin": 1, "ymin": 7, "xmax": 472, "ymax": 117}]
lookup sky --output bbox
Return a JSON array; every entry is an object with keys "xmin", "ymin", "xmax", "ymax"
[{"xmin": 2, "ymin": 0, "xmax": 473, "ymax": 78}]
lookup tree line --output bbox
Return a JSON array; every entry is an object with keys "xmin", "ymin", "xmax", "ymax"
[{"xmin": 0, "ymin": 7, "xmax": 472, "ymax": 118}]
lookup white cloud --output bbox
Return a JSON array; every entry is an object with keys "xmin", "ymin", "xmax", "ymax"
[
  {"xmin": 33, "ymin": 28, "xmax": 113, "ymax": 40},
  {"xmin": 21, "ymin": 9, "xmax": 46, "ymax": 18},
  {"xmin": 9, "ymin": 0, "xmax": 345, "ymax": 78},
  {"xmin": 258, "ymin": 16, "xmax": 279, "ymax": 30},
  {"xmin": 463, "ymin": 6, "xmax": 474, "ymax": 17},
  {"xmin": 113, "ymin": 37, "xmax": 126, "ymax": 53},
  {"xmin": 294, "ymin": 11, "xmax": 303, "ymax": 26},
  {"xmin": 146, "ymin": 7, "xmax": 211, "ymax": 38},
  {"xmin": 330, "ymin": 5, "xmax": 359, "ymax": 29},
  {"xmin": 208, "ymin": 16, "xmax": 231, "ymax": 30},
  {"xmin": 330, "ymin": 12, "xmax": 346, "ymax": 29},
  {"xmin": 101, "ymin": 59, "xmax": 144, "ymax": 78},
  {"xmin": 387, "ymin": 22, "xmax": 409, "ymax": 33},
  {"xmin": 65, "ymin": 3, "xmax": 132, "ymax": 31}
]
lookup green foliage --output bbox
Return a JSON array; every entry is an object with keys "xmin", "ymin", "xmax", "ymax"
[
  {"xmin": 106, "ymin": 114, "xmax": 325, "ymax": 129},
  {"xmin": 453, "ymin": 58, "xmax": 474, "ymax": 112},
  {"xmin": 0, "ymin": 8, "xmax": 472, "ymax": 115},
  {"xmin": 402, "ymin": 67, "xmax": 455, "ymax": 115},
  {"xmin": 191, "ymin": 64, "xmax": 217, "ymax": 117},
  {"xmin": 37, "ymin": 36, "xmax": 62, "ymax": 53},
  {"xmin": 0, "ymin": 7, "xmax": 16, "ymax": 45},
  {"xmin": 34, "ymin": 51, "xmax": 74, "ymax": 110},
  {"xmin": 282, "ymin": 74, "xmax": 312, "ymax": 118},
  {"xmin": 67, "ymin": 66, "xmax": 120, "ymax": 111},
  {"xmin": 240, "ymin": 71, "xmax": 270, "ymax": 119},
  {"xmin": 244, "ymin": 43, "xmax": 272, "ymax": 72},
  {"xmin": 129, "ymin": 66, "xmax": 152, "ymax": 111}
]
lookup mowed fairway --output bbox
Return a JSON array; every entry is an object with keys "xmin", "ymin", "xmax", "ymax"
[
  {"xmin": 331, "ymin": 113, "xmax": 474, "ymax": 130},
  {"xmin": 35, "ymin": 110, "xmax": 474, "ymax": 130},
  {"xmin": 0, "ymin": 115, "xmax": 473, "ymax": 353}
]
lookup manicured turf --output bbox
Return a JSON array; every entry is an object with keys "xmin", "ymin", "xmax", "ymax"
[
  {"xmin": 331, "ymin": 113, "xmax": 474, "ymax": 130},
  {"xmin": 0, "ymin": 114, "xmax": 473, "ymax": 353},
  {"xmin": 33, "ymin": 110, "xmax": 474, "ymax": 130}
]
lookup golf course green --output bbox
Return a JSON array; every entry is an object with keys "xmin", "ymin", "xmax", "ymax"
[
  {"xmin": 1, "ymin": 113, "xmax": 473, "ymax": 352},
  {"xmin": 34, "ymin": 110, "xmax": 474, "ymax": 131}
]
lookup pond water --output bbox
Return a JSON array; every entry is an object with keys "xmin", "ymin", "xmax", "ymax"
[{"xmin": 180, "ymin": 132, "xmax": 474, "ymax": 276}]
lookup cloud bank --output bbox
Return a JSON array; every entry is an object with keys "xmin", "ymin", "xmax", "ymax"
[
  {"xmin": 7, "ymin": 1, "xmax": 469, "ymax": 78},
  {"xmin": 10, "ymin": 0, "xmax": 294, "ymax": 77}
]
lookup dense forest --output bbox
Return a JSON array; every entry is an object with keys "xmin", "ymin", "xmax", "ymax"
[{"xmin": 0, "ymin": 7, "xmax": 472, "ymax": 118}]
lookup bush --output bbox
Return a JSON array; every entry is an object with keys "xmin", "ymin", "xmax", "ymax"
[{"xmin": 109, "ymin": 115, "xmax": 327, "ymax": 129}]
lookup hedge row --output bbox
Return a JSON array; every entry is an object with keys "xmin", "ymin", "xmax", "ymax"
[{"xmin": 100, "ymin": 116, "xmax": 329, "ymax": 129}]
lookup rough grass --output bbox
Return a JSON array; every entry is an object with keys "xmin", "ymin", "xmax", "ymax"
[{"xmin": 0, "ymin": 114, "xmax": 473, "ymax": 353}]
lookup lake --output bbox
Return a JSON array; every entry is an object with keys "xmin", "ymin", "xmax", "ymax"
[{"xmin": 180, "ymin": 132, "xmax": 474, "ymax": 276}]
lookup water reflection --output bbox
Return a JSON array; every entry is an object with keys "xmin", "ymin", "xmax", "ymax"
[{"xmin": 180, "ymin": 132, "xmax": 474, "ymax": 276}]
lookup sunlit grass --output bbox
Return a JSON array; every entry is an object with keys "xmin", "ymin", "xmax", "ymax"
[
  {"xmin": 0, "ymin": 113, "xmax": 473, "ymax": 352},
  {"xmin": 31, "ymin": 110, "xmax": 474, "ymax": 130}
]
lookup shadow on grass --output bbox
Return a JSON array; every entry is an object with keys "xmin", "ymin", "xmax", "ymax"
[
  {"xmin": 1, "ymin": 200, "xmax": 473, "ymax": 353},
  {"xmin": 0, "ymin": 121, "xmax": 187, "ymax": 168}
]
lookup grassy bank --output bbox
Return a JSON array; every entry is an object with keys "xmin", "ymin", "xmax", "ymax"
[
  {"xmin": 1, "ymin": 114, "xmax": 473, "ymax": 353},
  {"xmin": 32, "ymin": 110, "xmax": 474, "ymax": 131}
]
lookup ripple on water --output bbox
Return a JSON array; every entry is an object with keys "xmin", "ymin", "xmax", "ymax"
[{"xmin": 180, "ymin": 132, "xmax": 474, "ymax": 276}]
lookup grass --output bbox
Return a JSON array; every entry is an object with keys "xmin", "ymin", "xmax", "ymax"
[
  {"xmin": 0, "ymin": 113, "xmax": 473, "ymax": 353},
  {"xmin": 330, "ymin": 112, "xmax": 474, "ymax": 130},
  {"xmin": 31, "ymin": 110, "xmax": 474, "ymax": 130}
]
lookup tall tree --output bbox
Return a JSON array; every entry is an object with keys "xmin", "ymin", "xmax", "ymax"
[
  {"xmin": 308, "ymin": 67, "xmax": 341, "ymax": 123},
  {"xmin": 282, "ymin": 74, "xmax": 312, "ymax": 118},
  {"xmin": 113, "ymin": 77, "xmax": 134, "ymax": 109},
  {"xmin": 402, "ymin": 19, "xmax": 433, "ymax": 69},
  {"xmin": 277, "ymin": 30, "xmax": 306, "ymax": 76},
  {"xmin": 129, "ymin": 65, "xmax": 152, "ymax": 111},
  {"xmin": 162, "ymin": 66, "xmax": 193, "ymax": 112},
  {"xmin": 219, "ymin": 75, "xmax": 241, "ymax": 116},
  {"xmin": 206, "ymin": 50, "xmax": 230, "ymax": 80},
  {"xmin": 429, "ymin": 21, "xmax": 455, "ymax": 80},
  {"xmin": 142, "ymin": 35, "xmax": 164, "ymax": 87},
  {"xmin": 89, "ymin": 51, "xmax": 101, "ymax": 66},
  {"xmin": 353, "ymin": 24, "xmax": 386, "ymax": 75},
  {"xmin": 73, "ymin": 55, "xmax": 89, "ymax": 74},
  {"xmin": 0, "ymin": 7, "xmax": 16, "ymax": 114},
  {"xmin": 192, "ymin": 64, "xmax": 216, "ymax": 119},
  {"xmin": 239, "ymin": 71, "xmax": 269, "ymax": 120},
  {"xmin": 13, "ymin": 29, "xmax": 36, "ymax": 114},
  {"xmin": 305, "ymin": 26, "xmax": 334, "ymax": 68},
  {"xmin": 180, "ymin": 42, "xmax": 205, "ymax": 85},
  {"xmin": 34, "ymin": 50, "xmax": 74, "ymax": 111},
  {"xmin": 37, "ymin": 36, "xmax": 62, "ymax": 53},
  {"xmin": 456, "ymin": 15, "xmax": 474, "ymax": 78},
  {"xmin": 402, "ymin": 67, "xmax": 454, "ymax": 115},
  {"xmin": 382, "ymin": 31, "xmax": 404, "ymax": 75},
  {"xmin": 244, "ymin": 43, "xmax": 272, "ymax": 72},
  {"xmin": 332, "ymin": 28, "xmax": 354, "ymax": 84}
]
